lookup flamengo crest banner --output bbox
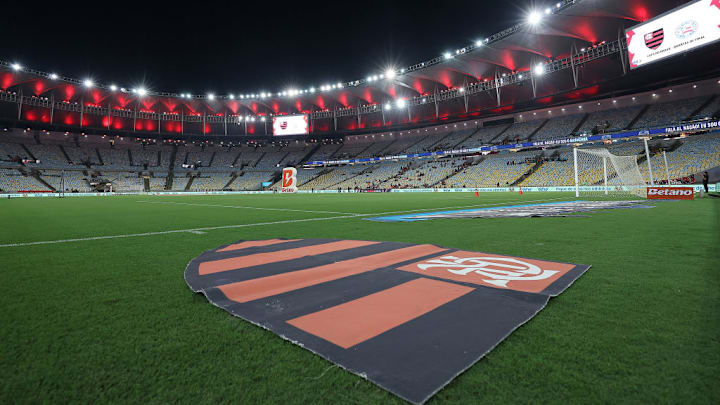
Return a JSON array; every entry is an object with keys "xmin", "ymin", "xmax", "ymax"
[
  {"xmin": 626, "ymin": 0, "xmax": 720, "ymax": 69},
  {"xmin": 185, "ymin": 239, "xmax": 590, "ymax": 403}
]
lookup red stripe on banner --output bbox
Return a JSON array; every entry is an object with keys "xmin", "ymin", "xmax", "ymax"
[
  {"xmin": 217, "ymin": 239, "xmax": 301, "ymax": 252},
  {"xmin": 287, "ymin": 278, "xmax": 474, "ymax": 349},
  {"xmin": 200, "ymin": 240, "xmax": 378, "ymax": 275},
  {"xmin": 217, "ymin": 244, "xmax": 447, "ymax": 303}
]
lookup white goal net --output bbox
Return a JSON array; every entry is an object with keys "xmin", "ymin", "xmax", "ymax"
[{"xmin": 574, "ymin": 147, "xmax": 648, "ymax": 198}]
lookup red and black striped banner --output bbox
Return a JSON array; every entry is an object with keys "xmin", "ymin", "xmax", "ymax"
[{"xmin": 185, "ymin": 239, "xmax": 590, "ymax": 403}]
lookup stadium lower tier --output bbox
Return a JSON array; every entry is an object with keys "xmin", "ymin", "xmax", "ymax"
[{"xmin": 1, "ymin": 133, "xmax": 717, "ymax": 193}]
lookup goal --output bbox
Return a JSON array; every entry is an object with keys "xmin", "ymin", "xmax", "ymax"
[{"xmin": 573, "ymin": 147, "xmax": 648, "ymax": 199}]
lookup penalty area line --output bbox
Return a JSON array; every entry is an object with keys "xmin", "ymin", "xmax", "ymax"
[{"xmin": 0, "ymin": 197, "xmax": 569, "ymax": 248}]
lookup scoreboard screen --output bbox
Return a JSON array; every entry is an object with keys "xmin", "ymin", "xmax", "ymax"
[
  {"xmin": 273, "ymin": 115, "xmax": 309, "ymax": 136},
  {"xmin": 626, "ymin": 0, "xmax": 720, "ymax": 69}
]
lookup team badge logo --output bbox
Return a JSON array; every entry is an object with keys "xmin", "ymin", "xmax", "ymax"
[
  {"xmin": 644, "ymin": 28, "xmax": 664, "ymax": 50},
  {"xmin": 675, "ymin": 20, "xmax": 698, "ymax": 39},
  {"xmin": 280, "ymin": 121, "xmax": 288, "ymax": 130}
]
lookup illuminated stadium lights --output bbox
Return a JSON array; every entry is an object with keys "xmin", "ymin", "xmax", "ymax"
[
  {"xmin": 207, "ymin": 93, "xmax": 215, "ymax": 100},
  {"xmin": 337, "ymin": 82, "xmax": 343, "ymax": 88},
  {"xmin": 458, "ymin": 87, "xmax": 465, "ymax": 93},
  {"xmin": 384, "ymin": 103, "xmax": 392, "ymax": 111},
  {"xmin": 476, "ymin": 40, "xmax": 484, "ymax": 46},
  {"xmin": 310, "ymin": 87, "xmax": 316, "ymax": 93},
  {"xmin": 527, "ymin": 11, "xmax": 542, "ymax": 25},
  {"xmin": 110, "ymin": 84, "xmax": 118, "ymax": 91},
  {"xmin": 396, "ymin": 99, "xmax": 406, "ymax": 108},
  {"xmin": 83, "ymin": 79, "xmax": 94, "ymax": 88},
  {"xmin": 229, "ymin": 94, "xmax": 235, "ymax": 99},
  {"xmin": 518, "ymin": 74, "xmax": 524, "ymax": 79},
  {"xmin": 534, "ymin": 64, "xmax": 545, "ymax": 76},
  {"xmin": 443, "ymin": 52, "xmax": 453, "ymax": 60},
  {"xmin": 137, "ymin": 88, "xmax": 147, "ymax": 96},
  {"xmin": 11, "ymin": 63, "xmax": 22, "ymax": 71},
  {"xmin": 545, "ymin": 8, "xmax": 552, "ymax": 14},
  {"xmin": 49, "ymin": 73, "xmax": 58, "ymax": 80},
  {"xmin": 385, "ymin": 69, "xmax": 396, "ymax": 79}
]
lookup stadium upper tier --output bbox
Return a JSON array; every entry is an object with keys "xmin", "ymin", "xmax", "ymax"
[
  {"xmin": 1, "ymin": 0, "xmax": 716, "ymax": 136},
  {"xmin": 1, "ymin": 84, "xmax": 719, "ymax": 193}
]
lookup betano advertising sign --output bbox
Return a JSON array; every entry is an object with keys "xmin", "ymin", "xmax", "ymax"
[{"xmin": 626, "ymin": 0, "xmax": 720, "ymax": 69}]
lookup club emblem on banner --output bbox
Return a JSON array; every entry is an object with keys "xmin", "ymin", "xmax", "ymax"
[{"xmin": 644, "ymin": 28, "xmax": 664, "ymax": 50}]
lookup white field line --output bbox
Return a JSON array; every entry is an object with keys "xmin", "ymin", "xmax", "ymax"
[
  {"xmin": 0, "ymin": 197, "xmax": 568, "ymax": 248},
  {"xmin": 135, "ymin": 200, "xmax": 358, "ymax": 215}
]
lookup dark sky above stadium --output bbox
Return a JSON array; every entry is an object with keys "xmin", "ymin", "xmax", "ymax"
[{"xmin": 3, "ymin": 1, "xmax": 535, "ymax": 95}]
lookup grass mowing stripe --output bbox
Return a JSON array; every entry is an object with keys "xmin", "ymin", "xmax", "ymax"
[
  {"xmin": 134, "ymin": 200, "xmax": 360, "ymax": 215},
  {"xmin": 0, "ymin": 197, "xmax": 568, "ymax": 248}
]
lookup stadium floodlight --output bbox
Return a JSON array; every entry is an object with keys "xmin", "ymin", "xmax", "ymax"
[
  {"xmin": 337, "ymin": 82, "xmax": 343, "ymax": 88},
  {"xmin": 372, "ymin": 75, "xmax": 378, "ymax": 81},
  {"xmin": 261, "ymin": 116, "xmax": 265, "ymax": 122},
  {"xmin": 310, "ymin": 87, "xmax": 316, "ymax": 93},
  {"xmin": 545, "ymin": 7, "xmax": 551, "ymax": 14},
  {"xmin": 110, "ymin": 84, "xmax": 118, "ymax": 91},
  {"xmin": 49, "ymin": 73, "xmax": 58, "ymax": 80},
  {"xmin": 476, "ymin": 40, "xmax": 484, "ymax": 47},
  {"xmin": 385, "ymin": 69, "xmax": 396, "ymax": 79},
  {"xmin": 229, "ymin": 94, "xmax": 235, "ymax": 99},
  {"xmin": 534, "ymin": 64, "xmax": 545, "ymax": 76},
  {"xmin": 458, "ymin": 87, "xmax": 465, "ymax": 93},
  {"xmin": 137, "ymin": 88, "xmax": 147, "ymax": 96},
  {"xmin": 83, "ymin": 79, "xmax": 94, "ymax": 88},
  {"xmin": 396, "ymin": 99, "xmax": 406, "ymax": 108},
  {"xmin": 518, "ymin": 74, "xmax": 524, "ymax": 79},
  {"xmin": 528, "ymin": 11, "xmax": 542, "ymax": 25},
  {"xmin": 11, "ymin": 63, "xmax": 22, "ymax": 71},
  {"xmin": 384, "ymin": 103, "xmax": 392, "ymax": 111},
  {"xmin": 207, "ymin": 93, "xmax": 215, "ymax": 100},
  {"xmin": 444, "ymin": 52, "xmax": 453, "ymax": 60}
]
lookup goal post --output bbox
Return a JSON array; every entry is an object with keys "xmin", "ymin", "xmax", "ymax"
[{"xmin": 574, "ymin": 147, "xmax": 648, "ymax": 199}]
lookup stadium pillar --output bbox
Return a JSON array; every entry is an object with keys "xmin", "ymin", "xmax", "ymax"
[
  {"xmin": 181, "ymin": 109, "xmax": 184, "ymax": 135},
  {"xmin": 494, "ymin": 71, "xmax": 501, "ymax": 106},
  {"xmin": 224, "ymin": 115, "xmax": 227, "ymax": 136},
  {"xmin": 408, "ymin": 105, "xmax": 412, "ymax": 123},
  {"xmin": 570, "ymin": 46, "xmax": 579, "ymax": 88},
  {"xmin": 202, "ymin": 114, "xmax": 206, "ymax": 135},
  {"xmin": 643, "ymin": 137, "xmax": 654, "ymax": 185},
  {"xmin": 333, "ymin": 110, "xmax": 338, "ymax": 131},
  {"xmin": 434, "ymin": 90, "xmax": 439, "ymax": 119},
  {"xmin": 603, "ymin": 157, "xmax": 608, "ymax": 195},
  {"xmin": 133, "ymin": 102, "xmax": 137, "ymax": 132},
  {"xmin": 663, "ymin": 150, "xmax": 671, "ymax": 185},
  {"xmin": 573, "ymin": 147, "xmax": 579, "ymax": 197},
  {"xmin": 17, "ymin": 89, "xmax": 22, "ymax": 120},
  {"xmin": 49, "ymin": 93, "xmax": 54, "ymax": 124},
  {"xmin": 79, "ymin": 96, "xmax": 84, "ymax": 128},
  {"xmin": 618, "ymin": 30, "xmax": 628, "ymax": 75},
  {"xmin": 381, "ymin": 107, "xmax": 386, "ymax": 126},
  {"xmin": 357, "ymin": 109, "xmax": 361, "ymax": 128}
]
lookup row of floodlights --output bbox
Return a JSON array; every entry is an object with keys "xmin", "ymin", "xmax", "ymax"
[{"xmin": 7, "ymin": 5, "xmax": 563, "ymax": 101}]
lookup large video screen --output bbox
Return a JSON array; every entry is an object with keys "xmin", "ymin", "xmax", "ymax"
[
  {"xmin": 273, "ymin": 115, "xmax": 309, "ymax": 136},
  {"xmin": 626, "ymin": 0, "xmax": 720, "ymax": 69}
]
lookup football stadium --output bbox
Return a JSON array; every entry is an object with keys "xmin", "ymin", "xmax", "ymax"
[{"xmin": 2, "ymin": 0, "xmax": 719, "ymax": 403}]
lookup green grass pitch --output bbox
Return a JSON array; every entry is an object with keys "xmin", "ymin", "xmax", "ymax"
[{"xmin": 1, "ymin": 192, "xmax": 718, "ymax": 403}]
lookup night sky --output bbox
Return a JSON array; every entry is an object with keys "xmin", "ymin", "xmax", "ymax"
[{"xmin": 3, "ymin": 1, "xmax": 534, "ymax": 95}]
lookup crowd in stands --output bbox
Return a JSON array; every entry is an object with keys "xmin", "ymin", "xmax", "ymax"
[{"xmin": 1, "ymin": 93, "xmax": 719, "ymax": 193}]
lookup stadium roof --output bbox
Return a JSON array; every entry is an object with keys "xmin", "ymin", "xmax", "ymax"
[{"xmin": 1, "ymin": 0, "xmax": 717, "ymax": 135}]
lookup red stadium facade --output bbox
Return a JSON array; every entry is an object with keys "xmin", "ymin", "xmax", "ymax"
[{"xmin": 1, "ymin": 0, "xmax": 719, "ymax": 140}]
